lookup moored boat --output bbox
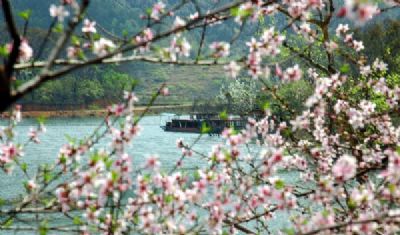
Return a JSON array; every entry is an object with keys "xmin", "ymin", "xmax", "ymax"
[{"xmin": 160, "ymin": 112, "xmax": 246, "ymax": 134}]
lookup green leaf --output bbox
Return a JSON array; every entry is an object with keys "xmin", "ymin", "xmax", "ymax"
[
  {"xmin": 92, "ymin": 33, "xmax": 101, "ymax": 41},
  {"xmin": 146, "ymin": 8, "xmax": 152, "ymax": 15},
  {"xmin": 105, "ymin": 158, "xmax": 113, "ymax": 170},
  {"xmin": 282, "ymin": 128, "xmax": 292, "ymax": 138},
  {"xmin": 59, "ymin": 155, "xmax": 67, "ymax": 164},
  {"xmin": 111, "ymin": 170, "xmax": 119, "ymax": 182},
  {"xmin": 283, "ymin": 228, "xmax": 296, "ymax": 235},
  {"xmin": 193, "ymin": 171, "xmax": 201, "ymax": 181},
  {"xmin": 321, "ymin": 209, "xmax": 330, "ymax": 218},
  {"xmin": 4, "ymin": 218, "xmax": 13, "ymax": 228},
  {"xmin": 0, "ymin": 198, "xmax": 5, "ymax": 207},
  {"xmin": 225, "ymin": 153, "xmax": 232, "ymax": 162},
  {"xmin": 201, "ymin": 122, "xmax": 211, "ymax": 134},
  {"xmin": 389, "ymin": 184, "xmax": 396, "ymax": 194},
  {"xmin": 230, "ymin": 7, "xmax": 239, "ymax": 17},
  {"xmin": 71, "ymin": 35, "xmax": 80, "ymax": 46},
  {"xmin": 44, "ymin": 172, "xmax": 53, "ymax": 183},
  {"xmin": 0, "ymin": 45, "xmax": 9, "ymax": 57},
  {"xmin": 219, "ymin": 110, "xmax": 228, "ymax": 120},
  {"xmin": 37, "ymin": 115, "xmax": 47, "ymax": 125},
  {"xmin": 13, "ymin": 80, "xmax": 23, "ymax": 89},
  {"xmin": 211, "ymin": 155, "xmax": 217, "ymax": 163},
  {"xmin": 262, "ymin": 101, "xmax": 271, "ymax": 110},
  {"xmin": 164, "ymin": 194, "xmax": 174, "ymax": 204},
  {"xmin": 122, "ymin": 30, "xmax": 129, "ymax": 37},
  {"xmin": 21, "ymin": 162, "xmax": 28, "ymax": 172},
  {"xmin": 347, "ymin": 198, "xmax": 356, "ymax": 210},
  {"xmin": 39, "ymin": 220, "xmax": 49, "ymax": 235},
  {"xmin": 18, "ymin": 9, "xmax": 32, "ymax": 21},
  {"xmin": 77, "ymin": 50, "xmax": 86, "ymax": 60},
  {"xmin": 274, "ymin": 179, "xmax": 285, "ymax": 190},
  {"xmin": 143, "ymin": 174, "xmax": 151, "ymax": 182},
  {"xmin": 133, "ymin": 214, "xmax": 139, "ymax": 225},
  {"xmin": 65, "ymin": 134, "xmax": 76, "ymax": 144},
  {"xmin": 340, "ymin": 64, "xmax": 350, "ymax": 73},
  {"xmin": 53, "ymin": 23, "xmax": 64, "ymax": 33},
  {"xmin": 73, "ymin": 216, "xmax": 82, "ymax": 225}
]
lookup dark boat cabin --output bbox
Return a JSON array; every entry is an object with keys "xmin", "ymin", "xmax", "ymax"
[{"xmin": 161, "ymin": 113, "xmax": 246, "ymax": 134}]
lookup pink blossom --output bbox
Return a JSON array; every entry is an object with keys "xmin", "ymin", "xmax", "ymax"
[
  {"xmin": 151, "ymin": 2, "xmax": 166, "ymax": 20},
  {"xmin": 173, "ymin": 16, "xmax": 186, "ymax": 29},
  {"xmin": 332, "ymin": 154, "xmax": 357, "ymax": 181},
  {"xmin": 224, "ymin": 61, "xmax": 241, "ymax": 78},
  {"xmin": 372, "ymin": 58, "xmax": 388, "ymax": 72},
  {"xmin": 210, "ymin": 42, "xmax": 230, "ymax": 58},
  {"xmin": 143, "ymin": 28, "xmax": 154, "ymax": 42},
  {"xmin": 336, "ymin": 24, "xmax": 349, "ymax": 37},
  {"xmin": 7, "ymin": 39, "xmax": 33, "ymax": 62},
  {"xmin": 282, "ymin": 64, "xmax": 302, "ymax": 82},
  {"xmin": 160, "ymin": 87, "xmax": 169, "ymax": 96},
  {"xmin": 93, "ymin": 38, "xmax": 116, "ymax": 56},
  {"xmin": 66, "ymin": 46, "xmax": 79, "ymax": 59},
  {"xmin": 49, "ymin": 4, "xmax": 69, "ymax": 22},
  {"xmin": 26, "ymin": 180, "xmax": 38, "ymax": 191},
  {"xmin": 145, "ymin": 155, "xmax": 161, "ymax": 169},
  {"xmin": 82, "ymin": 19, "xmax": 96, "ymax": 34}
]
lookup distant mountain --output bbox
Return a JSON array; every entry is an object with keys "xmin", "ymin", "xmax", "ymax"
[{"xmin": 2, "ymin": 1, "xmax": 399, "ymax": 106}]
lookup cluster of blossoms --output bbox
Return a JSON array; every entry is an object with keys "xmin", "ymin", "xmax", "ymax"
[
  {"xmin": 336, "ymin": 24, "xmax": 365, "ymax": 52},
  {"xmin": 158, "ymin": 36, "xmax": 191, "ymax": 62},
  {"xmin": 6, "ymin": 39, "xmax": 33, "ymax": 63},
  {"xmin": 337, "ymin": 0, "xmax": 379, "ymax": 24},
  {"xmin": 209, "ymin": 42, "xmax": 230, "ymax": 59},
  {"xmin": 233, "ymin": 1, "xmax": 281, "ymax": 24},
  {"xmin": 92, "ymin": 38, "xmax": 116, "ymax": 57},
  {"xmin": 293, "ymin": 23, "xmax": 317, "ymax": 42},
  {"xmin": 7, "ymin": 60, "xmax": 400, "ymax": 234},
  {"xmin": 245, "ymin": 27, "xmax": 285, "ymax": 79},
  {"xmin": 150, "ymin": 1, "xmax": 166, "ymax": 20},
  {"xmin": 134, "ymin": 28, "xmax": 154, "ymax": 53}
]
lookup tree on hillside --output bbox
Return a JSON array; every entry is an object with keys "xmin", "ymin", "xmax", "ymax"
[
  {"xmin": 0, "ymin": 0, "xmax": 400, "ymax": 234},
  {"xmin": 217, "ymin": 79, "xmax": 257, "ymax": 115}
]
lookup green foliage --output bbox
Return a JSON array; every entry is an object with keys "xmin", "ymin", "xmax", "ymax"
[
  {"xmin": 258, "ymin": 80, "xmax": 313, "ymax": 119},
  {"xmin": 21, "ymin": 68, "xmax": 136, "ymax": 107},
  {"xmin": 76, "ymin": 79, "xmax": 105, "ymax": 104},
  {"xmin": 274, "ymin": 179, "xmax": 285, "ymax": 190},
  {"xmin": 217, "ymin": 79, "xmax": 258, "ymax": 115},
  {"xmin": 219, "ymin": 110, "xmax": 228, "ymax": 120},
  {"xmin": 18, "ymin": 9, "xmax": 32, "ymax": 20},
  {"xmin": 39, "ymin": 220, "xmax": 49, "ymax": 235},
  {"xmin": 356, "ymin": 19, "xmax": 400, "ymax": 73},
  {"xmin": 0, "ymin": 45, "xmax": 9, "ymax": 57},
  {"xmin": 201, "ymin": 122, "xmax": 211, "ymax": 134}
]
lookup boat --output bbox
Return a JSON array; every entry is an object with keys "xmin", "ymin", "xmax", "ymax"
[{"xmin": 160, "ymin": 112, "xmax": 246, "ymax": 134}]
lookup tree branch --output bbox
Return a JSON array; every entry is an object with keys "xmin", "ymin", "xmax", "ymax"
[
  {"xmin": 0, "ymin": 0, "xmax": 21, "ymax": 111},
  {"xmin": 5, "ymin": 0, "xmax": 247, "ymax": 112}
]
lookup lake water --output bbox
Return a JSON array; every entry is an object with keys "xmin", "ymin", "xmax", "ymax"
[
  {"xmin": 0, "ymin": 116, "xmax": 294, "ymax": 234},
  {"xmin": 0, "ymin": 116, "xmax": 224, "ymax": 200}
]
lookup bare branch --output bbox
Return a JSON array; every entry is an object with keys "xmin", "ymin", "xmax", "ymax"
[
  {"xmin": 299, "ymin": 212, "xmax": 400, "ymax": 235},
  {"xmin": 14, "ymin": 56, "xmax": 238, "ymax": 70}
]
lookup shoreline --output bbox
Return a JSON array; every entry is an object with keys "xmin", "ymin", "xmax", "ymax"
[{"xmin": 1, "ymin": 104, "xmax": 193, "ymax": 118}]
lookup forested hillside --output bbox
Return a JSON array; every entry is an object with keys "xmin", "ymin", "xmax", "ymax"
[{"xmin": 2, "ymin": 0, "xmax": 400, "ymax": 109}]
